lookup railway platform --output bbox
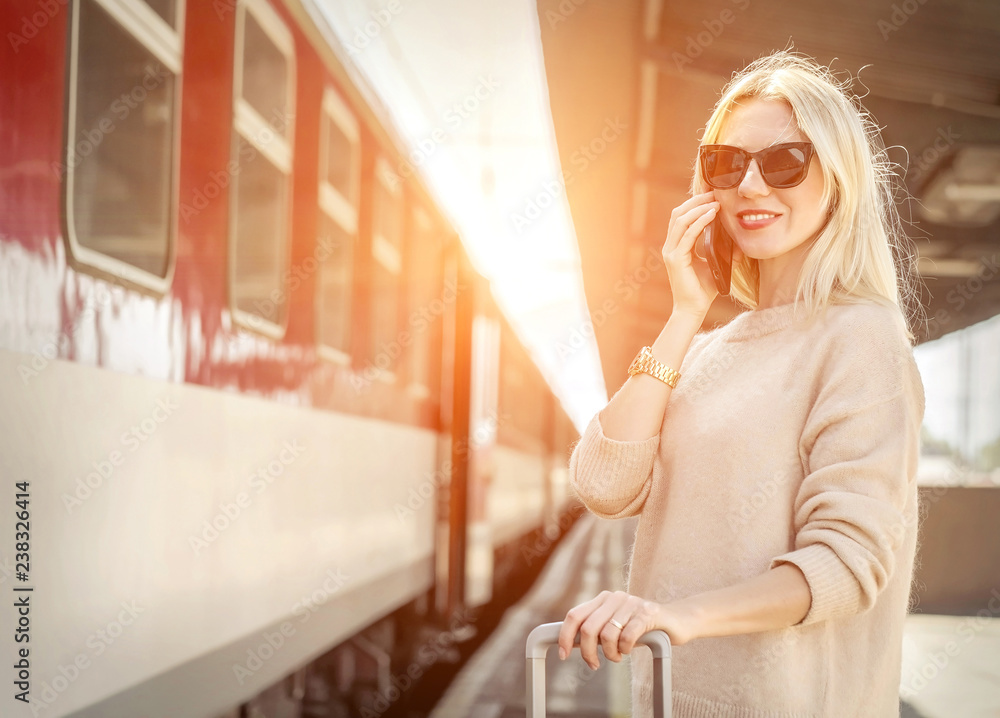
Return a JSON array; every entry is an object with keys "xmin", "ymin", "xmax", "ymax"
[
  {"xmin": 428, "ymin": 514, "xmax": 1000, "ymax": 718},
  {"xmin": 431, "ymin": 515, "xmax": 636, "ymax": 718}
]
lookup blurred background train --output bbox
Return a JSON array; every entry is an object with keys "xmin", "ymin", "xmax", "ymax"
[{"xmin": 0, "ymin": 1, "xmax": 579, "ymax": 716}]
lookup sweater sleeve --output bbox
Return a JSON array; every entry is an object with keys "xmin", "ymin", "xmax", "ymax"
[
  {"xmin": 568, "ymin": 411, "xmax": 659, "ymax": 519},
  {"xmin": 769, "ymin": 309, "xmax": 925, "ymax": 627},
  {"xmin": 568, "ymin": 329, "xmax": 718, "ymax": 519}
]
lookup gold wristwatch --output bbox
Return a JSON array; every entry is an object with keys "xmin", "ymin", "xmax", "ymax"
[{"xmin": 628, "ymin": 346, "xmax": 681, "ymax": 388}]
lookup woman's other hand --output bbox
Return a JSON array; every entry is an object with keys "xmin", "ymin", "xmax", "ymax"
[
  {"xmin": 662, "ymin": 191, "xmax": 725, "ymax": 318},
  {"xmin": 556, "ymin": 590, "xmax": 696, "ymax": 669}
]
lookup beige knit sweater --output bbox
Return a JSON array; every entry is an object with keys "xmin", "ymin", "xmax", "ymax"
[{"xmin": 569, "ymin": 300, "xmax": 925, "ymax": 718}]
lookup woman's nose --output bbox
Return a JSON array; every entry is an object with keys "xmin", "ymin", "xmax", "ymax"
[{"xmin": 738, "ymin": 159, "xmax": 770, "ymax": 198}]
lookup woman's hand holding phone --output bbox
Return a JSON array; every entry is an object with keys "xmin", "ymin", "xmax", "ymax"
[{"xmin": 661, "ymin": 191, "xmax": 724, "ymax": 318}]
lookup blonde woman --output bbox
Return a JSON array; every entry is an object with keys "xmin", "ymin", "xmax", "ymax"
[{"xmin": 558, "ymin": 51, "xmax": 926, "ymax": 717}]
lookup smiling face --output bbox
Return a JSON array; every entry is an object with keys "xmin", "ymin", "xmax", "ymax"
[{"xmin": 713, "ymin": 98, "xmax": 829, "ymax": 268}]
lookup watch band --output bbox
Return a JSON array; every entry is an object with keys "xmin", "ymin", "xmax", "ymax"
[{"xmin": 628, "ymin": 346, "xmax": 681, "ymax": 388}]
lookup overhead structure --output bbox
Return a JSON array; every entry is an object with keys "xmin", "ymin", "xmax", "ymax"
[{"xmin": 537, "ymin": 0, "xmax": 1000, "ymax": 392}]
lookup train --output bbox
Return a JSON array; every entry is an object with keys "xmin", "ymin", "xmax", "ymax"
[{"xmin": 0, "ymin": 1, "xmax": 580, "ymax": 716}]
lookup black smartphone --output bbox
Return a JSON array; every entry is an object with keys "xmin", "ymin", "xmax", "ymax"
[{"xmin": 696, "ymin": 216, "xmax": 734, "ymax": 296}]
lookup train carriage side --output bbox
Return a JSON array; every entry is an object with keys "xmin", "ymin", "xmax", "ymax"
[
  {"xmin": 0, "ymin": 0, "xmax": 578, "ymax": 716},
  {"xmin": 464, "ymin": 293, "xmax": 582, "ymax": 607}
]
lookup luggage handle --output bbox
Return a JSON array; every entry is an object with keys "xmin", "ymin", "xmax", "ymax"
[{"xmin": 525, "ymin": 621, "xmax": 672, "ymax": 718}]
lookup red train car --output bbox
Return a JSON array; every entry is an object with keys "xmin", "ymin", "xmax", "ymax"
[{"xmin": 0, "ymin": 1, "xmax": 578, "ymax": 716}]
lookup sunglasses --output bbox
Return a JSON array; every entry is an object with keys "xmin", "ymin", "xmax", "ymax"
[{"xmin": 699, "ymin": 142, "xmax": 815, "ymax": 189}]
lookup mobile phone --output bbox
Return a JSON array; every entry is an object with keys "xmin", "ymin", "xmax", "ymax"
[{"xmin": 696, "ymin": 216, "xmax": 734, "ymax": 296}]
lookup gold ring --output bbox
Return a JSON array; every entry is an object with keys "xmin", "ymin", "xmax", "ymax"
[{"xmin": 609, "ymin": 618, "xmax": 624, "ymax": 631}]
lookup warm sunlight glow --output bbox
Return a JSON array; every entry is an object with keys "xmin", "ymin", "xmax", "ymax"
[{"xmin": 315, "ymin": 0, "xmax": 607, "ymax": 429}]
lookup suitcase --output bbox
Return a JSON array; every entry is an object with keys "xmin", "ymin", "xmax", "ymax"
[{"xmin": 525, "ymin": 621, "xmax": 672, "ymax": 717}]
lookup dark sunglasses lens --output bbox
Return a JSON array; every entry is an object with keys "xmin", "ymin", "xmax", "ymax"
[
  {"xmin": 761, "ymin": 146, "xmax": 809, "ymax": 187},
  {"xmin": 704, "ymin": 149, "xmax": 746, "ymax": 188}
]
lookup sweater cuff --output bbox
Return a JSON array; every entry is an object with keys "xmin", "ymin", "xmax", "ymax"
[
  {"xmin": 568, "ymin": 412, "xmax": 660, "ymax": 518},
  {"xmin": 769, "ymin": 543, "xmax": 860, "ymax": 626}
]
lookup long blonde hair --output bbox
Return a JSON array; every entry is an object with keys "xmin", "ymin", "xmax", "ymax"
[{"xmin": 693, "ymin": 51, "xmax": 924, "ymax": 344}]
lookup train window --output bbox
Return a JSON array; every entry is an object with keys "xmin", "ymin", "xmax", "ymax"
[
  {"xmin": 228, "ymin": 0, "xmax": 295, "ymax": 337},
  {"xmin": 316, "ymin": 88, "xmax": 359, "ymax": 362},
  {"xmin": 323, "ymin": 91, "xmax": 359, "ymax": 205},
  {"xmin": 406, "ymin": 207, "xmax": 439, "ymax": 396},
  {"xmin": 240, "ymin": 9, "xmax": 289, "ymax": 138},
  {"xmin": 144, "ymin": 0, "xmax": 180, "ymax": 27},
  {"xmin": 64, "ymin": 0, "xmax": 183, "ymax": 291},
  {"xmin": 370, "ymin": 158, "xmax": 403, "ymax": 375}
]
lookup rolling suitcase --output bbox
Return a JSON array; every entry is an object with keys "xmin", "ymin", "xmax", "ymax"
[{"xmin": 525, "ymin": 621, "xmax": 672, "ymax": 717}]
